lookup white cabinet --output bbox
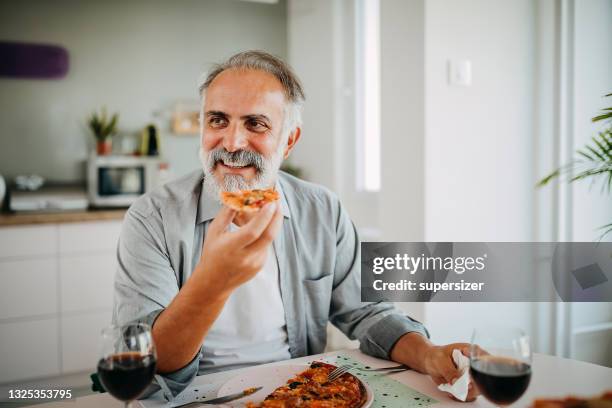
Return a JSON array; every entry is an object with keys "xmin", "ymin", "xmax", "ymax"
[
  {"xmin": 0, "ymin": 219, "xmax": 121, "ymax": 383},
  {"xmin": 60, "ymin": 253, "xmax": 116, "ymax": 313},
  {"xmin": 0, "ymin": 225, "xmax": 56, "ymax": 258},
  {"xmin": 59, "ymin": 221, "xmax": 121, "ymax": 254},
  {"xmin": 0, "ymin": 319, "xmax": 60, "ymax": 383},
  {"xmin": 61, "ymin": 311, "xmax": 112, "ymax": 373},
  {"xmin": 0, "ymin": 258, "xmax": 57, "ymax": 320}
]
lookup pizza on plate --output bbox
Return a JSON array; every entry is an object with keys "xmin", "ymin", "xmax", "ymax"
[
  {"xmin": 246, "ymin": 361, "xmax": 367, "ymax": 408},
  {"xmin": 220, "ymin": 188, "xmax": 279, "ymax": 213}
]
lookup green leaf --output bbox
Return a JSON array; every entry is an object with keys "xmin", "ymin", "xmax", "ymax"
[
  {"xmin": 106, "ymin": 113, "xmax": 118, "ymax": 136},
  {"xmin": 585, "ymin": 145, "xmax": 606, "ymax": 161},
  {"xmin": 577, "ymin": 149, "xmax": 594, "ymax": 161},
  {"xmin": 536, "ymin": 169, "xmax": 560, "ymax": 187},
  {"xmin": 602, "ymin": 131, "xmax": 612, "ymax": 152},
  {"xmin": 597, "ymin": 222, "xmax": 612, "ymax": 241},
  {"xmin": 592, "ymin": 112, "xmax": 612, "ymax": 122},
  {"xmin": 570, "ymin": 163, "xmax": 612, "ymax": 184},
  {"xmin": 592, "ymin": 136, "xmax": 611, "ymax": 159}
]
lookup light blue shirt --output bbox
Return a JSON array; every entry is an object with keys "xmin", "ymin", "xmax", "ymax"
[{"xmin": 113, "ymin": 169, "xmax": 429, "ymax": 397}]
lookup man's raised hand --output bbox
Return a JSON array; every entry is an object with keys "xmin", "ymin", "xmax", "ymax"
[{"xmin": 198, "ymin": 202, "xmax": 283, "ymax": 297}]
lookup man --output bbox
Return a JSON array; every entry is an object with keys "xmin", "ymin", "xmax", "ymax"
[{"xmin": 113, "ymin": 50, "xmax": 477, "ymax": 401}]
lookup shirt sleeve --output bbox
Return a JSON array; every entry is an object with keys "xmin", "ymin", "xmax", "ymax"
[
  {"xmin": 328, "ymin": 200, "xmax": 430, "ymax": 360},
  {"xmin": 113, "ymin": 207, "xmax": 199, "ymax": 398}
]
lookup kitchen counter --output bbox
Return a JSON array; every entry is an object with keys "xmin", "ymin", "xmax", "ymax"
[{"xmin": 0, "ymin": 209, "xmax": 126, "ymax": 226}]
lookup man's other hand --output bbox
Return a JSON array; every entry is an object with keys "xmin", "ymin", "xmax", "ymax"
[
  {"xmin": 423, "ymin": 343, "xmax": 479, "ymax": 402},
  {"xmin": 390, "ymin": 333, "xmax": 480, "ymax": 402},
  {"xmin": 198, "ymin": 202, "xmax": 283, "ymax": 296}
]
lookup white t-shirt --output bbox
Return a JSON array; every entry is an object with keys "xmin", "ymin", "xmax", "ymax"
[{"xmin": 200, "ymin": 224, "xmax": 291, "ymax": 372}]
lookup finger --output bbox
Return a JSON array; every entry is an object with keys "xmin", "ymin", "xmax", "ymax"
[
  {"xmin": 456, "ymin": 344, "xmax": 471, "ymax": 358},
  {"xmin": 465, "ymin": 384, "xmax": 479, "ymax": 401},
  {"xmin": 431, "ymin": 376, "xmax": 446, "ymax": 386},
  {"xmin": 439, "ymin": 358, "xmax": 460, "ymax": 384},
  {"xmin": 454, "ymin": 342, "xmax": 488, "ymax": 359},
  {"xmin": 463, "ymin": 383, "xmax": 478, "ymax": 402},
  {"xmin": 208, "ymin": 206, "xmax": 237, "ymax": 235},
  {"xmin": 245, "ymin": 204, "xmax": 283, "ymax": 252},
  {"xmin": 231, "ymin": 202, "xmax": 278, "ymax": 247}
]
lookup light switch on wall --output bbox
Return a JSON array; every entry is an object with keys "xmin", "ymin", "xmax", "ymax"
[{"xmin": 448, "ymin": 59, "xmax": 472, "ymax": 86}]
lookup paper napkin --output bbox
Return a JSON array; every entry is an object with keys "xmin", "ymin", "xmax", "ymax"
[{"xmin": 437, "ymin": 349, "xmax": 471, "ymax": 401}]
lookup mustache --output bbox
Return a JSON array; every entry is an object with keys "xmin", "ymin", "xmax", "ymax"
[{"xmin": 207, "ymin": 148, "xmax": 265, "ymax": 172}]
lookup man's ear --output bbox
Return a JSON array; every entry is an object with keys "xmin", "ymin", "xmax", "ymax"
[{"xmin": 283, "ymin": 127, "xmax": 301, "ymax": 159}]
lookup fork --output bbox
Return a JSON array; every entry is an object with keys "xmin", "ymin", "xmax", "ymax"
[
  {"xmin": 327, "ymin": 364, "xmax": 409, "ymax": 382},
  {"xmin": 327, "ymin": 364, "xmax": 353, "ymax": 382}
]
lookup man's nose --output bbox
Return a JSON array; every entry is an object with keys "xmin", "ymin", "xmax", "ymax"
[{"xmin": 223, "ymin": 124, "xmax": 249, "ymax": 152}]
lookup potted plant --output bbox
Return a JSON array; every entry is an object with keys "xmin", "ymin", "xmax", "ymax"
[
  {"xmin": 538, "ymin": 92, "xmax": 612, "ymax": 239},
  {"xmin": 88, "ymin": 108, "xmax": 119, "ymax": 155}
]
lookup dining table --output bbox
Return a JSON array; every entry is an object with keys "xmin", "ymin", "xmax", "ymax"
[{"xmin": 32, "ymin": 348, "xmax": 612, "ymax": 408}]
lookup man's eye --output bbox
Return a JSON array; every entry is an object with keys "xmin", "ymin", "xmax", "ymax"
[
  {"xmin": 208, "ymin": 117, "xmax": 227, "ymax": 128},
  {"xmin": 246, "ymin": 120, "xmax": 268, "ymax": 131}
]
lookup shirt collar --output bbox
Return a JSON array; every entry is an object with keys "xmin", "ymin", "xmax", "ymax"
[{"xmin": 196, "ymin": 175, "xmax": 291, "ymax": 224}]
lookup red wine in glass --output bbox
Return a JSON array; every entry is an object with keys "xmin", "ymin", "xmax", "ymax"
[
  {"xmin": 97, "ymin": 352, "xmax": 156, "ymax": 402},
  {"xmin": 470, "ymin": 355, "xmax": 532, "ymax": 405},
  {"xmin": 98, "ymin": 323, "xmax": 157, "ymax": 407},
  {"xmin": 470, "ymin": 327, "xmax": 532, "ymax": 406}
]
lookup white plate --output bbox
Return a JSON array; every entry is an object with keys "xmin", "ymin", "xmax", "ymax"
[{"xmin": 217, "ymin": 364, "xmax": 374, "ymax": 407}]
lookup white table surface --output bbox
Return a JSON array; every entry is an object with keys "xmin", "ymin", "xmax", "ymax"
[{"xmin": 34, "ymin": 349, "xmax": 612, "ymax": 408}]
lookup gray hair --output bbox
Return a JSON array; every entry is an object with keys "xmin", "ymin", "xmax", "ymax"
[{"xmin": 198, "ymin": 50, "xmax": 305, "ymax": 135}]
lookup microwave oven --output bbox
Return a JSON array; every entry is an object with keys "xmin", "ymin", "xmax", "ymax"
[{"xmin": 87, "ymin": 154, "xmax": 161, "ymax": 207}]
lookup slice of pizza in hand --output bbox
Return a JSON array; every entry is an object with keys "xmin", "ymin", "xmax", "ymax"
[{"xmin": 220, "ymin": 188, "xmax": 280, "ymax": 213}]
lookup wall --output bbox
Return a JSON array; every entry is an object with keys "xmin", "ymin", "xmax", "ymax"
[
  {"xmin": 571, "ymin": 0, "xmax": 612, "ymax": 241},
  {"xmin": 286, "ymin": 0, "xmax": 337, "ymax": 191},
  {"xmin": 379, "ymin": 0, "xmax": 426, "ymax": 243},
  {"xmin": 422, "ymin": 0, "xmax": 537, "ymax": 345},
  {"xmin": 424, "ymin": 0, "xmax": 536, "ymax": 242},
  {"xmin": 568, "ymin": 0, "xmax": 612, "ymax": 367},
  {"xmin": 287, "ymin": 0, "xmax": 381, "ymax": 237},
  {"xmin": 0, "ymin": 0, "xmax": 287, "ymax": 182}
]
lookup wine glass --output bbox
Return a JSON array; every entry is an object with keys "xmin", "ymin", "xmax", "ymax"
[
  {"xmin": 470, "ymin": 327, "xmax": 532, "ymax": 406},
  {"xmin": 97, "ymin": 323, "xmax": 157, "ymax": 407}
]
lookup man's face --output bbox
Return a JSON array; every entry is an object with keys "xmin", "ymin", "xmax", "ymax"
[{"xmin": 200, "ymin": 68, "xmax": 291, "ymax": 195}]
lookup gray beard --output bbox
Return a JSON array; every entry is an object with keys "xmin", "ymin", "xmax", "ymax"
[{"xmin": 199, "ymin": 146, "xmax": 284, "ymax": 202}]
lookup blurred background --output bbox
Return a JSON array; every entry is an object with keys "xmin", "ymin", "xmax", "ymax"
[{"xmin": 0, "ymin": 0, "xmax": 610, "ymax": 397}]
